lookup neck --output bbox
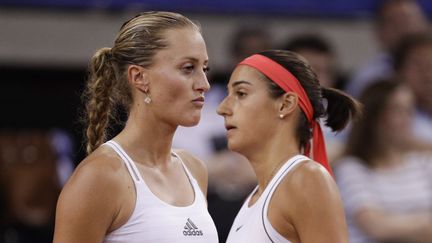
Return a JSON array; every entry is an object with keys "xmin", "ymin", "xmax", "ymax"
[
  {"xmin": 114, "ymin": 104, "xmax": 176, "ymax": 167},
  {"xmin": 243, "ymin": 135, "xmax": 300, "ymax": 193}
]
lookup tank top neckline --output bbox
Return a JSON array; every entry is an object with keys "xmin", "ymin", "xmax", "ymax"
[
  {"xmin": 105, "ymin": 140, "xmax": 199, "ymax": 209},
  {"xmin": 246, "ymin": 154, "xmax": 308, "ymax": 209}
]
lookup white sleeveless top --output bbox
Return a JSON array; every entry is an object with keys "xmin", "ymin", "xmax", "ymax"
[
  {"xmin": 226, "ymin": 155, "xmax": 308, "ymax": 243},
  {"xmin": 103, "ymin": 140, "xmax": 219, "ymax": 243}
]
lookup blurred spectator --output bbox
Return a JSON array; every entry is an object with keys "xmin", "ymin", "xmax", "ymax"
[
  {"xmin": 335, "ymin": 80, "xmax": 432, "ymax": 243},
  {"xmin": 347, "ymin": 0, "xmax": 429, "ymax": 97},
  {"xmin": 282, "ymin": 33, "xmax": 347, "ymax": 90},
  {"xmin": 394, "ymin": 33, "xmax": 432, "ymax": 144},
  {"xmin": 174, "ymin": 26, "xmax": 273, "ymax": 242},
  {"xmin": 210, "ymin": 26, "xmax": 274, "ymax": 87},
  {"xmin": 0, "ymin": 129, "xmax": 74, "ymax": 243},
  {"xmin": 282, "ymin": 33, "xmax": 349, "ymax": 162},
  {"xmin": 229, "ymin": 27, "xmax": 273, "ymax": 66}
]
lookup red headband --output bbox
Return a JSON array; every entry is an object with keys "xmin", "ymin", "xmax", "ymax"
[{"xmin": 239, "ymin": 54, "xmax": 332, "ymax": 175}]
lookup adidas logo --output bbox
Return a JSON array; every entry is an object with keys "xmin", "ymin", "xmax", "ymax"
[{"xmin": 183, "ymin": 218, "xmax": 203, "ymax": 236}]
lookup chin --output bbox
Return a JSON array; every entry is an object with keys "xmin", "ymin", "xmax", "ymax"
[
  {"xmin": 227, "ymin": 140, "xmax": 243, "ymax": 154},
  {"xmin": 179, "ymin": 116, "xmax": 201, "ymax": 127}
]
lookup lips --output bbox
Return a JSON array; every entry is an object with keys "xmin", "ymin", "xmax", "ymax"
[
  {"xmin": 192, "ymin": 96, "xmax": 205, "ymax": 102},
  {"xmin": 191, "ymin": 96, "xmax": 205, "ymax": 107},
  {"xmin": 225, "ymin": 124, "xmax": 236, "ymax": 130},
  {"xmin": 225, "ymin": 124, "xmax": 237, "ymax": 138}
]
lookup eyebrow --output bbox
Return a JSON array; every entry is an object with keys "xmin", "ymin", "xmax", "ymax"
[
  {"xmin": 180, "ymin": 56, "xmax": 208, "ymax": 64},
  {"xmin": 230, "ymin": 80, "xmax": 252, "ymax": 88}
]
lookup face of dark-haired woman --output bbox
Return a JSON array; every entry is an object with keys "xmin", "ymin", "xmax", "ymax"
[{"xmin": 217, "ymin": 65, "xmax": 282, "ymax": 154}]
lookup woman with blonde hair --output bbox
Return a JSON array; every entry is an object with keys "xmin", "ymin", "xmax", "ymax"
[{"xmin": 54, "ymin": 11, "xmax": 218, "ymax": 243}]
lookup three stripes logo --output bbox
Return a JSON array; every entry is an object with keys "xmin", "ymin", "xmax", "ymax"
[{"xmin": 183, "ymin": 218, "xmax": 203, "ymax": 236}]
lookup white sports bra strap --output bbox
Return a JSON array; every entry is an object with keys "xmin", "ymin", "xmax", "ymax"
[{"xmin": 104, "ymin": 140, "xmax": 143, "ymax": 183}]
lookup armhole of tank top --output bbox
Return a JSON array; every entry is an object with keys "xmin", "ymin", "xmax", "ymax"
[
  {"xmin": 104, "ymin": 141, "xmax": 143, "ymax": 183},
  {"xmin": 261, "ymin": 155, "xmax": 309, "ymax": 243},
  {"xmin": 245, "ymin": 186, "xmax": 259, "ymax": 208}
]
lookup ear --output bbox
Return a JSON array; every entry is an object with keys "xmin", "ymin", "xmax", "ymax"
[
  {"xmin": 278, "ymin": 92, "xmax": 298, "ymax": 118},
  {"xmin": 127, "ymin": 64, "xmax": 149, "ymax": 93}
]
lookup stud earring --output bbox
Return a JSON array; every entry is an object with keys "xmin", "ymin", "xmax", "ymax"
[{"xmin": 279, "ymin": 114, "xmax": 285, "ymax": 119}]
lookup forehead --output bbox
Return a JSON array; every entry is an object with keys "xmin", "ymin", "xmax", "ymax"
[
  {"xmin": 154, "ymin": 28, "xmax": 208, "ymax": 63},
  {"xmin": 228, "ymin": 65, "xmax": 267, "ymax": 87}
]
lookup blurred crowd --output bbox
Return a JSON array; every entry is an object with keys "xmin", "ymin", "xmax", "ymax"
[{"xmin": 1, "ymin": 0, "xmax": 432, "ymax": 242}]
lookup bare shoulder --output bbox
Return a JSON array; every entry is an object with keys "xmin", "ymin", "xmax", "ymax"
[
  {"xmin": 64, "ymin": 146, "xmax": 125, "ymax": 194},
  {"xmin": 287, "ymin": 160, "xmax": 336, "ymax": 194},
  {"xmin": 54, "ymin": 146, "xmax": 126, "ymax": 242},
  {"xmin": 173, "ymin": 149, "xmax": 208, "ymax": 195},
  {"xmin": 276, "ymin": 160, "xmax": 348, "ymax": 242},
  {"xmin": 276, "ymin": 159, "xmax": 342, "ymax": 223}
]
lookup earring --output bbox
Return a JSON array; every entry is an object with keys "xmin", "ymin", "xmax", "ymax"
[
  {"xmin": 279, "ymin": 114, "xmax": 285, "ymax": 119},
  {"xmin": 144, "ymin": 95, "xmax": 151, "ymax": 104},
  {"xmin": 143, "ymin": 87, "xmax": 151, "ymax": 104}
]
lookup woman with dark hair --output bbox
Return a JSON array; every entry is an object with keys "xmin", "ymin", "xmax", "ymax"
[
  {"xmin": 335, "ymin": 80, "xmax": 432, "ymax": 243},
  {"xmin": 53, "ymin": 12, "xmax": 218, "ymax": 243},
  {"xmin": 218, "ymin": 50, "xmax": 361, "ymax": 242}
]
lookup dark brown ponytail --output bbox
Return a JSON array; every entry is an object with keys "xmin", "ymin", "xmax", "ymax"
[{"xmin": 321, "ymin": 87, "xmax": 362, "ymax": 132}]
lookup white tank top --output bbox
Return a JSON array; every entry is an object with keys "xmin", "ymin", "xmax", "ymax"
[
  {"xmin": 226, "ymin": 155, "xmax": 308, "ymax": 243},
  {"xmin": 103, "ymin": 140, "xmax": 219, "ymax": 243}
]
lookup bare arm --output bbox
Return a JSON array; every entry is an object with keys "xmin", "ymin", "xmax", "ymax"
[
  {"xmin": 355, "ymin": 207, "xmax": 432, "ymax": 242},
  {"xmin": 53, "ymin": 156, "xmax": 122, "ymax": 243},
  {"xmin": 285, "ymin": 161, "xmax": 348, "ymax": 243}
]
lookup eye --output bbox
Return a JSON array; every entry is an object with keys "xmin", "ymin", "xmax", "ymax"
[
  {"xmin": 182, "ymin": 64, "xmax": 195, "ymax": 74},
  {"xmin": 203, "ymin": 66, "xmax": 210, "ymax": 75},
  {"xmin": 236, "ymin": 91, "xmax": 247, "ymax": 98}
]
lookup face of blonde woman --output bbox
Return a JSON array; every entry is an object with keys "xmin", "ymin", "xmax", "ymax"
[
  {"xmin": 217, "ymin": 65, "xmax": 280, "ymax": 154},
  {"xmin": 146, "ymin": 27, "xmax": 210, "ymax": 127}
]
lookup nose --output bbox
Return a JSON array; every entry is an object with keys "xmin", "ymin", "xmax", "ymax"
[
  {"xmin": 217, "ymin": 96, "xmax": 231, "ymax": 117},
  {"xmin": 194, "ymin": 71, "xmax": 211, "ymax": 93}
]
